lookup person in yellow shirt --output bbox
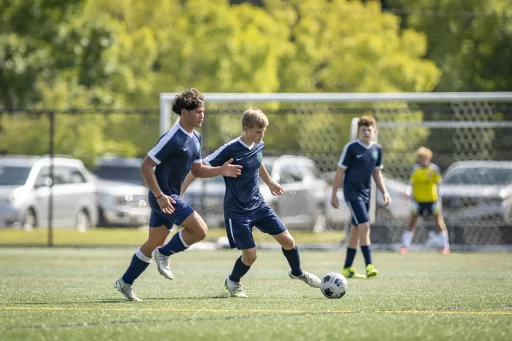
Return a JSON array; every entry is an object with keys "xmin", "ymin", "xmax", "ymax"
[{"xmin": 401, "ymin": 147, "xmax": 450, "ymax": 255}]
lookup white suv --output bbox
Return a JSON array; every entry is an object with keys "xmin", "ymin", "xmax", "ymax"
[{"xmin": 0, "ymin": 155, "xmax": 98, "ymax": 230}]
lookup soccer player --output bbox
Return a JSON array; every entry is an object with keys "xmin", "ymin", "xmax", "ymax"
[
  {"xmin": 115, "ymin": 88, "xmax": 242, "ymax": 301},
  {"xmin": 181, "ymin": 107, "xmax": 321, "ymax": 297},
  {"xmin": 401, "ymin": 147, "xmax": 450, "ymax": 255},
  {"xmin": 330, "ymin": 116, "xmax": 391, "ymax": 279}
]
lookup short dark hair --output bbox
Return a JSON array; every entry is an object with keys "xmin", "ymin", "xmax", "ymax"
[{"xmin": 171, "ymin": 88, "xmax": 204, "ymax": 116}]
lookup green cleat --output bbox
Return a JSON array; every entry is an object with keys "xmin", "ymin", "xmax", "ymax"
[
  {"xmin": 366, "ymin": 264, "xmax": 378, "ymax": 278},
  {"xmin": 341, "ymin": 266, "xmax": 366, "ymax": 279}
]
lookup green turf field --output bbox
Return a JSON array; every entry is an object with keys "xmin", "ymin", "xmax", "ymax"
[{"xmin": 1, "ymin": 248, "xmax": 511, "ymax": 341}]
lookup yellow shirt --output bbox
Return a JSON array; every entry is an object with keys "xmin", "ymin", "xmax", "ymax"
[{"xmin": 410, "ymin": 164, "xmax": 441, "ymax": 203}]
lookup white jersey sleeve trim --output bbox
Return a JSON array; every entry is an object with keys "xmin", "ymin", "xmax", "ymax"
[
  {"xmin": 147, "ymin": 125, "xmax": 180, "ymax": 165},
  {"xmin": 204, "ymin": 138, "xmax": 238, "ymax": 166},
  {"xmin": 337, "ymin": 141, "xmax": 355, "ymax": 168}
]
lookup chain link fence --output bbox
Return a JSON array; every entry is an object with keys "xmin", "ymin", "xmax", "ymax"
[{"xmin": 1, "ymin": 93, "xmax": 512, "ymax": 249}]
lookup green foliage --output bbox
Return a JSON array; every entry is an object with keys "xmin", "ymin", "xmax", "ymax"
[
  {"xmin": 0, "ymin": 0, "xmax": 442, "ymax": 164},
  {"xmin": 387, "ymin": 0, "xmax": 512, "ymax": 92}
]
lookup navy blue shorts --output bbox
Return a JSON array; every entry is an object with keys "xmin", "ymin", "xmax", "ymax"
[
  {"xmin": 225, "ymin": 205, "xmax": 287, "ymax": 250},
  {"xmin": 347, "ymin": 200, "xmax": 370, "ymax": 226},
  {"xmin": 411, "ymin": 201, "xmax": 440, "ymax": 217},
  {"xmin": 149, "ymin": 194, "xmax": 194, "ymax": 231}
]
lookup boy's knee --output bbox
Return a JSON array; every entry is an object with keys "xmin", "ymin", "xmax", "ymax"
[{"xmin": 243, "ymin": 252, "xmax": 257, "ymax": 265}]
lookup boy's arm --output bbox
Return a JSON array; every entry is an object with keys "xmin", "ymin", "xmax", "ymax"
[
  {"xmin": 330, "ymin": 167, "xmax": 345, "ymax": 209},
  {"xmin": 191, "ymin": 158, "xmax": 241, "ymax": 178},
  {"xmin": 141, "ymin": 156, "xmax": 176, "ymax": 214},
  {"xmin": 373, "ymin": 168, "xmax": 391, "ymax": 206},
  {"xmin": 180, "ymin": 170, "xmax": 197, "ymax": 198},
  {"xmin": 259, "ymin": 162, "xmax": 284, "ymax": 196}
]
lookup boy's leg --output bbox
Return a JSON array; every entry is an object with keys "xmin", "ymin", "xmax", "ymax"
[
  {"xmin": 402, "ymin": 201, "xmax": 420, "ymax": 253},
  {"xmin": 348, "ymin": 201, "xmax": 377, "ymax": 277},
  {"xmin": 433, "ymin": 203, "xmax": 450, "ymax": 253},
  {"xmin": 115, "ymin": 223, "xmax": 169, "ymax": 301},
  {"xmin": 154, "ymin": 197, "xmax": 208, "ymax": 280},
  {"xmin": 224, "ymin": 217, "xmax": 256, "ymax": 297},
  {"xmin": 342, "ymin": 201, "xmax": 366, "ymax": 278},
  {"xmin": 256, "ymin": 206, "xmax": 320, "ymax": 288}
]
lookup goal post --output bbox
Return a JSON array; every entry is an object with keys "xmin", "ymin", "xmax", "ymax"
[{"xmin": 159, "ymin": 91, "xmax": 512, "ymax": 249}]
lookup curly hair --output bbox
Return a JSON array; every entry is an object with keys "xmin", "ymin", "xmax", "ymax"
[{"xmin": 171, "ymin": 88, "xmax": 204, "ymax": 116}]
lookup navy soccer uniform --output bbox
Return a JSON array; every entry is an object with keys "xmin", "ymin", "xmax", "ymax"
[
  {"xmin": 147, "ymin": 123, "xmax": 202, "ymax": 230},
  {"xmin": 338, "ymin": 140, "xmax": 383, "ymax": 225},
  {"xmin": 204, "ymin": 137, "xmax": 286, "ymax": 249}
]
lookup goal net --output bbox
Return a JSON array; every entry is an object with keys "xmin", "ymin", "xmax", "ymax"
[{"xmin": 160, "ymin": 92, "xmax": 512, "ymax": 250}]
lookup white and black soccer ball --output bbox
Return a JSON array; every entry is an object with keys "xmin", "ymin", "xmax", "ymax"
[{"xmin": 320, "ymin": 272, "xmax": 347, "ymax": 299}]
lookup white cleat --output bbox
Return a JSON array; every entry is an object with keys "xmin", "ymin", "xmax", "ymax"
[
  {"xmin": 153, "ymin": 247, "xmax": 173, "ymax": 280},
  {"xmin": 114, "ymin": 279, "xmax": 142, "ymax": 302},
  {"xmin": 224, "ymin": 277, "xmax": 248, "ymax": 297},
  {"xmin": 289, "ymin": 270, "xmax": 321, "ymax": 288}
]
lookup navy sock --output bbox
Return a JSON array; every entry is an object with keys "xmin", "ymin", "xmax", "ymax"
[
  {"xmin": 159, "ymin": 230, "xmax": 189, "ymax": 256},
  {"xmin": 282, "ymin": 246, "xmax": 303, "ymax": 277},
  {"xmin": 229, "ymin": 256, "xmax": 251, "ymax": 282},
  {"xmin": 361, "ymin": 245, "xmax": 372, "ymax": 266},
  {"xmin": 121, "ymin": 248, "xmax": 152, "ymax": 285},
  {"xmin": 343, "ymin": 248, "xmax": 357, "ymax": 268}
]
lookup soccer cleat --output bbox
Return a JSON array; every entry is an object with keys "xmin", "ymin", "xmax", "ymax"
[
  {"xmin": 114, "ymin": 279, "xmax": 142, "ymax": 302},
  {"xmin": 153, "ymin": 247, "xmax": 173, "ymax": 280},
  {"xmin": 289, "ymin": 271, "xmax": 321, "ymax": 288},
  {"xmin": 441, "ymin": 248, "xmax": 450, "ymax": 255},
  {"xmin": 224, "ymin": 277, "xmax": 248, "ymax": 297},
  {"xmin": 366, "ymin": 264, "xmax": 378, "ymax": 278},
  {"xmin": 400, "ymin": 247, "xmax": 408, "ymax": 254},
  {"xmin": 341, "ymin": 266, "xmax": 366, "ymax": 279}
]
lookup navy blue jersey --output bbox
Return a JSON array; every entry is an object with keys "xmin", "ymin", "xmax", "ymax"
[
  {"xmin": 338, "ymin": 140, "xmax": 383, "ymax": 202},
  {"xmin": 204, "ymin": 137, "xmax": 265, "ymax": 217},
  {"xmin": 147, "ymin": 123, "xmax": 202, "ymax": 200}
]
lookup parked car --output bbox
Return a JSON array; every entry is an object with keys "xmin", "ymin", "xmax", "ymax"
[
  {"xmin": 440, "ymin": 161, "xmax": 512, "ymax": 225},
  {"xmin": 0, "ymin": 155, "xmax": 98, "ymax": 230},
  {"xmin": 92, "ymin": 157, "xmax": 150, "ymax": 227},
  {"xmin": 184, "ymin": 155, "xmax": 329, "ymax": 231}
]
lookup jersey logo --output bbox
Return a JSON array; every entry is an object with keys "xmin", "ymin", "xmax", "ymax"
[
  {"xmin": 236, "ymin": 157, "xmax": 244, "ymax": 161},
  {"xmin": 356, "ymin": 154, "xmax": 364, "ymax": 158},
  {"xmin": 257, "ymin": 152, "xmax": 263, "ymax": 162},
  {"xmin": 195, "ymin": 142, "xmax": 201, "ymax": 152},
  {"xmin": 183, "ymin": 147, "xmax": 189, "ymax": 151},
  {"xmin": 372, "ymin": 150, "xmax": 379, "ymax": 160}
]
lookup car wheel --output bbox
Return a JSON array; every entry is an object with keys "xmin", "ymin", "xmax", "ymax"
[
  {"xmin": 76, "ymin": 210, "xmax": 91, "ymax": 232},
  {"xmin": 22, "ymin": 208, "xmax": 37, "ymax": 231}
]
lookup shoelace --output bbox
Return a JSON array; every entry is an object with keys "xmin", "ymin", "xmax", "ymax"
[{"xmin": 233, "ymin": 282, "xmax": 244, "ymax": 293}]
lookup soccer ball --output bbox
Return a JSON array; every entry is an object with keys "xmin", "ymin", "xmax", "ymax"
[{"xmin": 320, "ymin": 272, "xmax": 347, "ymax": 299}]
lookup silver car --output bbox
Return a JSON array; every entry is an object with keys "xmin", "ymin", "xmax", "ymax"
[
  {"xmin": 440, "ymin": 161, "xmax": 512, "ymax": 225},
  {"xmin": 92, "ymin": 157, "xmax": 150, "ymax": 227},
  {"xmin": 0, "ymin": 155, "xmax": 98, "ymax": 230},
  {"xmin": 184, "ymin": 155, "xmax": 329, "ymax": 230}
]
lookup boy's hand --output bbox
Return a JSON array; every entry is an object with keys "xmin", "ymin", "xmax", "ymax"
[
  {"xmin": 157, "ymin": 194, "xmax": 176, "ymax": 214},
  {"xmin": 382, "ymin": 192, "xmax": 391, "ymax": 206},
  {"xmin": 220, "ymin": 158, "xmax": 242, "ymax": 177},
  {"xmin": 268, "ymin": 182, "xmax": 284, "ymax": 196},
  {"xmin": 331, "ymin": 193, "xmax": 339, "ymax": 209}
]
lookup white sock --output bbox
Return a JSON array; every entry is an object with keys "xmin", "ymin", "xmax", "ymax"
[
  {"xmin": 441, "ymin": 230, "xmax": 449, "ymax": 249},
  {"xmin": 402, "ymin": 231, "xmax": 414, "ymax": 248}
]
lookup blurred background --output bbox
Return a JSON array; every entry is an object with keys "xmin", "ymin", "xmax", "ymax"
[{"xmin": 0, "ymin": 0, "xmax": 511, "ymax": 249}]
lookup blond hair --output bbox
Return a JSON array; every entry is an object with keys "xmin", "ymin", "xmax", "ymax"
[
  {"xmin": 358, "ymin": 116, "xmax": 377, "ymax": 129},
  {"xmin": 417, "ymin": 146, "xmax": 433, "ymax": 159},
  {"xmin": 242, "ymin": 107, "xmax": 269, "ymax": 129}
]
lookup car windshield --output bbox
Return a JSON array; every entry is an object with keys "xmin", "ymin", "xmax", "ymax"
[
  {"xmin": 0, "ymin": 166, "xmax": 31, "ymax": 186},
  {"xmin": 443, "ymin": 167, "xmax": 512, "ymax": 185},
  {"xmin": 93, "ymin": 165, "xmax": 144, "ymax": 185}
]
